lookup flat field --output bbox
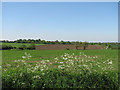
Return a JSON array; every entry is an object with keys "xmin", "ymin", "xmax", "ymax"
[
  {"xmin": 2, "ymin": 49, "xmax": 119, "ymax": 88},
  {"xmin": 2, "ymin": 43, "xmax": 44, "ymax": 48}
]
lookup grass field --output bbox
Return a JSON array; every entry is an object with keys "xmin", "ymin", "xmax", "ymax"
[
  {"xmin": 2, "ymin": 43, "xmax": 44, "ymax": 48},
  {"xmin": 2, "ymin": 49, "xmax": 119, "ymax": 88}
]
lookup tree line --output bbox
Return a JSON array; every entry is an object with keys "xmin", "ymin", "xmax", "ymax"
[
  {"xmin": 1, "ymin": 44, "xmax": 35, "ymax": 50},
  {"xmin": 1, "ymin": 39, "xmax": 119, "ymax": 50},
  {"xmin": 1, "ymin": 39, "xmax": 118, "ymax": 45}
]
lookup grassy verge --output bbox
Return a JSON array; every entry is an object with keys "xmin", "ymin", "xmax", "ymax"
[{"xmin": 2, "ymin": 50, "xmax": 118, "ymax": 88}]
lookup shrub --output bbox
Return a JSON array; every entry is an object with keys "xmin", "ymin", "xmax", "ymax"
[
  {"xmin": 18, "ymin": 45, "xmax": 27, "ymax": 50},
  {"xmin": 27, "ymin": 44, "xmax": 35, "ymax": 50},
  {"xmin": 82, "ymin": 42, "xmax": 88, "ymax": 50},
  {"xmin": 2, "ymin": 45, "xmax": 13, "ymax": 50},
  {"xmin": 66, "ymin": 48, "xmax": 70, "ymax": 50}
]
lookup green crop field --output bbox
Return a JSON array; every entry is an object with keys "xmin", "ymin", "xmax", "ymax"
[
  {"xmin": 2, "ymin": 49, "xmax": 119, "ymax": 89},
  {"xmin": 2, "ymin": 43, "xmax": 44, "ymax": 48}
]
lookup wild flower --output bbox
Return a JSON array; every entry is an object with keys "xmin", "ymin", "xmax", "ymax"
[
  {"xmin": 58, "ymin": 65, "xmax": 64, "ymax": 69},
  {"xmin": 54, "ymin": 57, "xmax": 58, "ymax": 60},
  {"xmin": 46, "ymin": 60, "xmax": 49, "ymax": 62},
  {"xmin": 22, "ymin": 56, "xmax": 26, "ymax": 59},
  {"xmin": 3, "ymin": 51, "xmax": 116, "ymax": 89},
  {"xmin": 33, "ymin": 75, "xmax": 41, "ymax": 79},
  {"xmin": 59, "ymin": 62, "xmax": 63, "ymax": 64},
  {"xmin": 41, "ymin": 69, "xmax": 44, "ymax": 71},
  {"xmin": 20, "ymin": 72, "xmax": 22, "ymax": 77},
  {"xmin": 0, "ymin": 66, "xmax": 1, "ymax": 70},
  {"xmin": 42, "ymin": 73, "xmax": 45, "ymax": 75},
  {"xmin": 6, "ymin": 64, "xmax": 11, "ymax": 67},
  {"xmin": 14, "ymin": 60, "xmax": 17, "ymax": 62},
  {"xmin": 108, "ymin": 61, "xmax": 112, "ymax": 64},
  {"xmin": 22, "ymin": 83, "xmax": 25, "ymax": 85},
  {"xmin": 13, "ymin": 81, "xmax": 15, "ymax": 83},
  {"xmin": 72, "ymin": 53, "xmax": 75, "ymax": 55},
  {"xmin": 22, "ymin": 52, "xmax": 32, "ymax": 60},
  {"xmin": 7, "ymin": 75, "xmax": 10, "ymax": 77}
]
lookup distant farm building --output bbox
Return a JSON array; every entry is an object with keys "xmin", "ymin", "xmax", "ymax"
[{"xmin": 35, "ymin": 44, "xmax": 104, "ymax": 50}]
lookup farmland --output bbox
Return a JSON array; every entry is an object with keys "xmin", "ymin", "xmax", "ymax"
[
  {"xmin": 2, "ymin": 49, "xmax": 118, "ymax": 89},
  {"xmin": 2, "ymin": 43, "xmax": 44, "ymax": 48}
]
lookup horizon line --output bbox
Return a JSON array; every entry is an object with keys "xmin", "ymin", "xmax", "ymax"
[{"xmin": 0, "ymin": 39, "xmax": 118, "ymax": 43}]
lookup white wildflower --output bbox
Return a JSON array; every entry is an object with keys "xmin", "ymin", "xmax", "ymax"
[
  {"xmin": 20, "ymin": 72, "xmax": 22, "ymax": 77},
  {"xmin": 108, "ymin": 61, "xmax": 112, "ymax": 64},
  {"xmin": 46, "ymin": 60, "xmax": 49, "ymax": 62},
  {"xmin": 22, "ymin": 83, "xmax": 25, "ymax": 85},
  {"xmin": 17, "ymin": 65, "xmax": 19, "ymax": 67},
  {"xmin": 22, "ymin": 56, "xmax": 26, "ymax": 59},
  {"xmin": 41, "ymin": 69, "xmax": 44, "ymax": 71},
  {"xmin": 59, "ymin": 62, "xmax": 63, "ymax": 64},
  {"xmin": 33, "ymin": 75, "xmax": 41, "ymax": 79},
  {"xmin": 42, "ymin": 73, "xmax": 45, "ymax": 75},
  {"xmin": 13, "ymin": 81, "xmax": 15, "ymax": 83},
  {"xmin": 54, "ymin": 57, "xmax": 58, "ymax": 60}
]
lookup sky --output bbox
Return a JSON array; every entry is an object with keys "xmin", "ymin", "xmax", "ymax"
[{"xmin": 2, "ymin": 2, "xmax": 118, "ymax": 42}]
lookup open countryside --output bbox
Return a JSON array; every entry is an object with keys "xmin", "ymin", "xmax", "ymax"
[
  {"xmin": 1, "ymin": 39, "xmax": 119, "ymax": 89},
  {"xmin": 2, "ymin": 2, "xmax": 118, "ymax": 89}
]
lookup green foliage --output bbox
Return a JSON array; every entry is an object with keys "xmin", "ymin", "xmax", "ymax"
[
  {"xmin": 60, "ymin": 40, "xmax": 66, "ymax": 44},
  {"xmin": 2, "ymin": 69, "xmax": 118, "ymax": 89},
  {"xmin": 27, "ymin": 44, "xmax": 35, "ymax": 50},
  {"xmin": 2, "ymin": 50, "xmax": 118, "ymax": 88},
  {"xmin": 66, "ymin": 48, "xmax": 70, "ymax": 50},
  {"xmin": 74, "ymin": 41, "xmax": 81, "ymax": 50},
  {"xmin": 2, "ymin": 45, "xmax": 14, "ymax": 50},
  {"xmin": 2, "ymin": 43, "xmax": 44, "ymax": 50},
  {"xmin": 18, "ymin": 45, "xmax": 27, "ymax": 50},
  {"xmin": 82, "ymin": 42, "xmax": 88, "ymax": 50}
]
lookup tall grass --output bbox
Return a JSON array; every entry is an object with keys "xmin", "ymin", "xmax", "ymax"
[{"xmin": 2, "ymin": 51, "xmax": 118, "ymax": 89}]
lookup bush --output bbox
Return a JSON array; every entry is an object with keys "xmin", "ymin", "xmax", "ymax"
[
  {"xmin": 2, "ymin": 45, "xmax": 13, "ymax": 50},
  {"xmin": 27, "ymin": 44, "xmax": 35, "ymax": 50},
  {"xmin": 18, "ymin": 45, "xmax": 27, "ymax": 50},
  {"xmin": 66, "ymin": 48, "xmax": 70, "ymax": 50}
]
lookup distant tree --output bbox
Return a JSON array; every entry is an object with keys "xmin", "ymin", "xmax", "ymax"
[
  {"xmin": 82, "ymin": 42, "xmax": 88, "ymax": 50},
  {"xmin": 41, "ymin": 40, "xmax": 46, "ymax": 44},
  {"xmin": 66, "ymin": 41, "xmax": 71, "ymax": 45},
  {"xmin": 22, "ymin": 39, "xmax": 27, "ymax": 43},
  {"xmin": 51, "ymin": 41, "xmax": 55, "ymax": 44},
  {"xmin": 46, "ymin": 41, "xmax": 51, "ymax": 44},
  {"xmin": 27, "ymin": 43, "xmax": 35, "ymax": 50},
  {"xmin": 104, "ymin": 43, "xmax": 108, "ymax": 46},
  {"xmin": 105, "ymin": 43, "xmax": 111, "ymax": 49},
  {"xmin": 60, "ymin": 40, "xmax": 66, "ymax": 44},
  {"xmin": 108, "ymin": 44, "xmax": 111, "ymax": 49},
  {"xmin": 75, "ymin": 41, "xmax": 80, "ymax": 50},
  {"xmin": 55, "ymin": 40, "xmax": 59, "ymax": 44},
  {"xmin": 98, "ymin": 42, "xmax": 102, "ymax": 45}
]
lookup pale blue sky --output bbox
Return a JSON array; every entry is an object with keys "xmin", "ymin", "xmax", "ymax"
[{"xmin": 2, "ymin": 2, "xmax": 118, "ymax": 42}]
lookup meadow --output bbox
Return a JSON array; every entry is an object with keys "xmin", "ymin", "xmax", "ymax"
[
  {"xmin": 2, "ymin": 49, "xmax": 119, "ymax": 89},
  {"xmin": 2, "ymin": 43, "xmax": 44, "ymax": 48}
]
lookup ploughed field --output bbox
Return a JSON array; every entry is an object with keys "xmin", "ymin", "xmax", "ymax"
[
  {"xmin": 2, "ymin": 50, "xmax": 118, "ymax": 88},
  {"xmin": 35, "ymin": 44, "xmax": 104, "ymax": 50}
]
